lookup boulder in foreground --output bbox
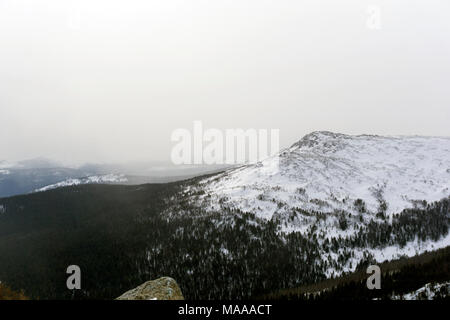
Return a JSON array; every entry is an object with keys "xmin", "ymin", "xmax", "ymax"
[{"xmin": 116, "ymin": 277, "xmax": 184, "ymax": 300}]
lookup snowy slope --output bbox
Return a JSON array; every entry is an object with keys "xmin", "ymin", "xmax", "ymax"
[
  {"xmin": 391, "ymin": 281, "xmax": 450, "ymax": 300},
  {"xmin": 34, "ymin": 174, "xmax": 128, "ymax": 192},
  {"xmin": 196, "ymin": 131, "xmax": 450, "ymax": 224},
  {"xmin": 174, "ymin": 131, "xmax": 450, "ymax": 274}
]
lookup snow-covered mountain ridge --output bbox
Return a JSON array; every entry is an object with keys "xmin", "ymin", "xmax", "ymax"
[
  {"xmin": 167, "ymin": 131, "xmax": 450, "ymax": 275},
  {"xmin": 194, "ymin": 131, "xmax": 450, "ymax": 227}
]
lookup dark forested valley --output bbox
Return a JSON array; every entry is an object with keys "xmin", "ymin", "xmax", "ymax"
[{"xmin": 0, "ymin": 178, "xmax": 448, "ymax": 300}]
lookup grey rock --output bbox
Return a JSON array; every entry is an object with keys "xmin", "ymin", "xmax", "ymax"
[{"xmin": 116, "ymin": 277, "xmax": 184, "ymax": 300}]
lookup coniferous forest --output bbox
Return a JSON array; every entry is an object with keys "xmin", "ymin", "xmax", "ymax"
[{"xmin": 0, "ymin": 179, "xmax": 448, "ymax": 300}]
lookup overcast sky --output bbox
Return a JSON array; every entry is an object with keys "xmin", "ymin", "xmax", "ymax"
[{"xmin": 0, "ymin": 0, "xmax": 449, "ymax": 165}]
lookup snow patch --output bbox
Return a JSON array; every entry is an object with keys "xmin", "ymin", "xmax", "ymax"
[
  {"xmin": 34, "ymin": 174, "xmax": 128, "ymax": 192},
  {"xmin": 196, "ymin": 132, "xmax": 450, "ymax": 231},
  {"xmin": 391, "ymin": 281, "xmax": 450, "ymax": 300}
]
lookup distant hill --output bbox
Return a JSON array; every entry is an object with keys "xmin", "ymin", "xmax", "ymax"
[{"xmin": 0, "ymin": 159, "xmax": 228, "ymax": 197}]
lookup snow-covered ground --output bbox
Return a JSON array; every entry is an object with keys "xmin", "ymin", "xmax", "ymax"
[
  {"xmin": 323, "ymin": 232, "xmax": 450, "ymax": 277},
  {"xmin": 178, "ymin": 131, "xmax": 450, "ymax": 272},
  {"xmin": 34, "ymin": 174, "xmax": 128, "ymax": 192},
  {"xmin": 391, "ymin": 281, "xmax": 450, "ymax": 300},
  {"xmin": 195, "ymin": 131, "xmax": 450, "ymax": 228}
]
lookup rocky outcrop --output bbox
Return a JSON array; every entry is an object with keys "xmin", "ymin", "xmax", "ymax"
[{"xmin": 116, "ymin": 277, "xmax": 184, "ymax": 300}]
